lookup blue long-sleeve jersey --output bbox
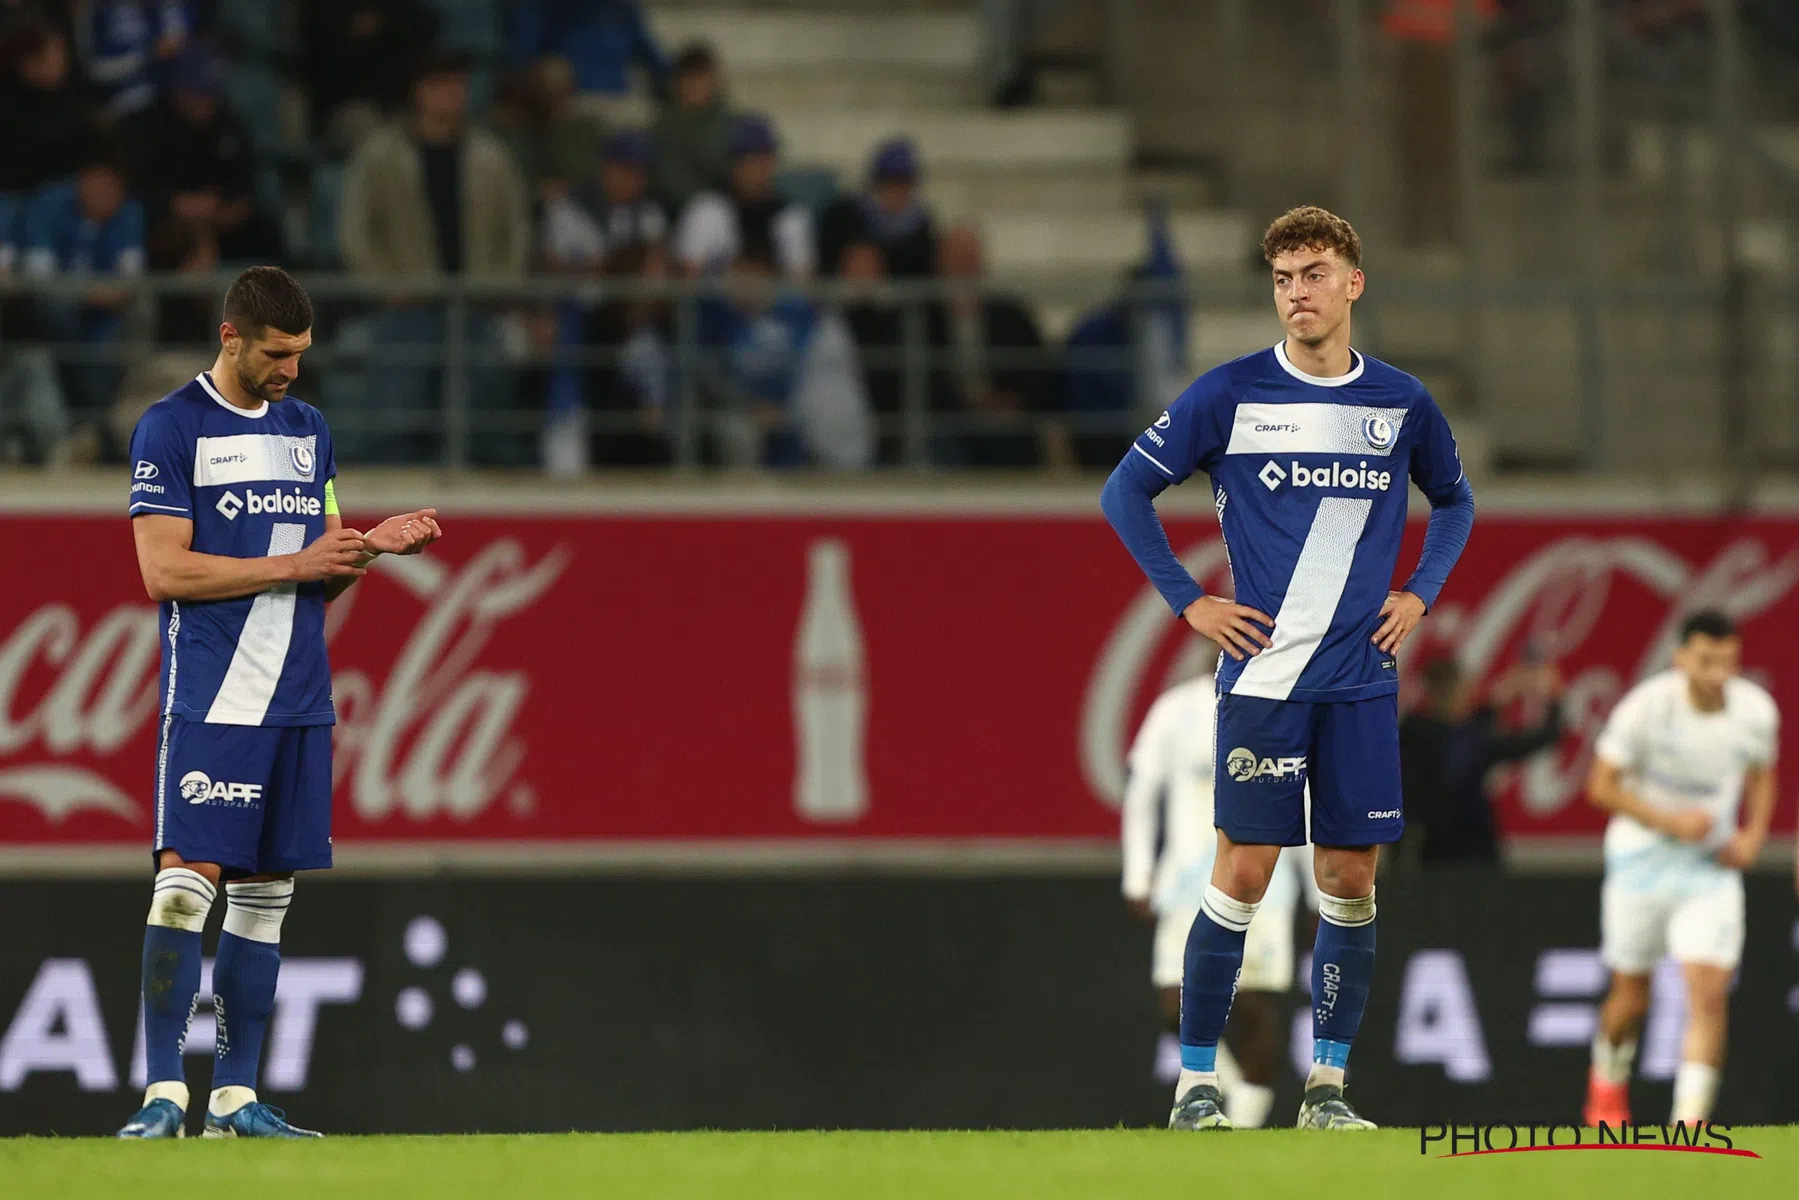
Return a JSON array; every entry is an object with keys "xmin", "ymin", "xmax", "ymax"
[{"xmin": 1101, "ymin": 342, "xmax": 1475, "ymax": 704}]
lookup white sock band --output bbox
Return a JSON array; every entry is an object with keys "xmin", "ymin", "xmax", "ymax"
[
  {"xmin": 1591, "ymin": 1034, "xmax": 1638, "ymax": 1085},
  {"xmin": 147, "ymin": 868, "xmax": 216, "ymax": 932},
  {"xmin": 1201, "ymin": 884, "xmax": 1260, "ymax": 933},
  {"xmin": 222, "ymin": 878, "xmax": 293, "ymax": 944},
  {"xmin": 1318, "ymin": 890, "xmax": 1376, "ymax": 928},
  {"xmin": 1671, "ymin": 1060, "xmax": 1720, "ymax": 1124}
]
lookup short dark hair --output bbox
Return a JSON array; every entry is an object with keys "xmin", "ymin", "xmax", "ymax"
[
  {"xmin": 672, "ymin": 41, "xmax": 717, "ymax": 76},
  {"xmin": 1678, "ymin": 609, "xmax": 1737, "ymax": 643},
  {"xmin": 223, "ymin": 266, "xmax": 313, "ymax": 339}
]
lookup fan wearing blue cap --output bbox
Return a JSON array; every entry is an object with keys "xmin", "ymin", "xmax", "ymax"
[
  {"xmin": 543, "ymin": 129, "xmax": 668, "ymax": 270},
  {"xmin": 818, "ymin": 135, "xmax": 936, "ymax": 279},
  {"xmin": 672, "ymin": 112, "xmax": 815, "ymax": 278}
]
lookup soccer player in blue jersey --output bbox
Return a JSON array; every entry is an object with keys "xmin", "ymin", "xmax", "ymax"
[
  {"xmin": 117, "ymin": 266, "xmax": 443, "ymax": 1139},
  {"xmin": 1101, "ymin": 207, "xmax": 1475, "ymax": 1130}
]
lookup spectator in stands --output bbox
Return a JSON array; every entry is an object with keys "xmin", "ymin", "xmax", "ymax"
[
  {"xmin": 133, "ymin": 45, "xmax": 280, "ymax": 263},
  {"xmin": 1062, "ymin": 265, "xmax": 1158, "ymax": 470},
  {"xmin": 339, "ymin": 49, "xmax": 532, "ymax": 465},
  {"xmin": 19, "ymin": 155, "xmax": 145, "ymax": 462},
  {"xmin": 533, "ymin": 55, "xmax": 611, "ymax": 200},
  {"xmin": 145, "ymin": 214, "xmax": 219, "ymax": 344},
  {"xmin": 1400, "ymin": 656, "xmax": 1565, "ymax": 867},
  {"xmin": 74, "ymin": 0, "xmax": 188, "ymax": 127},
  {"xmin": 651, "ymin": 42, "xmax": 732, "ymax": 213},
  {"xmin": 818, "ymin": 137, "xmax": 937, "ymax": 279},
  {"xmin": 300, "ymin": 0, "xmax": 439, "ymax": 154},
  {"xmin": 927, "ymin": 224, "xmax": 1052, "ymax": 468},
  {"xmin": 699, "ymin": 236, "xmax": 873, "ymax": 469},
  {"xmin": 675, "ymin": 113, "xmax": 814, "ymax": 279},
  {"xmin": 1489, "ymin": 0, "xmax": 1559, "ymax": 175},
  {"xmin": 582, "ymin": 240, "xmax": 674, "ymax": 467},
  {"xmin": 0, "ymin": 22, "xmax": 91, "ymax": 195},
  {"xmin": 1382, "ymin": 0, "xmax": 1495, "ymax": 246},
  {"xmin": 839, "ymin": 240, "xmax": 907, "ymax": 464},
  {"xmin": 508, "ymin": 0, "xmax": 667, "ymax": 97},
  {"xmin": 542, "ymin": 128, "xmax": 667, "ymax": 271}
]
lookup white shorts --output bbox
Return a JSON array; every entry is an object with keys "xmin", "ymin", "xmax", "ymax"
[
  {"xmin": 1599, "ymin": 873, "xmax": 1745, "ymax": 974},
  {"xmin": 1153, "ymin": 904, "xmax": 1296, "ymax": 991}
]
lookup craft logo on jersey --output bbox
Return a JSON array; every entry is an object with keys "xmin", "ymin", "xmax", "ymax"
[
  {"xmin": 1225, "ymin": 746, "xmax": 1306, "ymax": 783},
  {"xmin": 216, "ymin": 487, "xmax": 322, "ymax": 521},
  {"xmin": 179, "ymin": 770, "xmax": 263, "ymax": 807},
  {"xmin": 1257, "ymin": 459, "xmax": 1394, "ymax": 493},
  {"xmin": 134, "ymin": 461, "xmax": 159, "ymax": 480},
  {"xmin": 1362, "ymin": 414, "xmax": 1397, "ymax": 451},
  {"xmin": 291, "ymin": 444, "xmax": 315, "ymax": 480}
]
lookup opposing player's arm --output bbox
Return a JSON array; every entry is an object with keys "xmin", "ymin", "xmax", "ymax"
[
  {"xmin": 1120, "ymin": 697, "xmax": 1172, "ymax": 913},
  {"xmin": 1586, "ymin": 756, "xmax": 1713, "ymax": 843},
  {"xmin": 132, "ymin": 513, "xmax": 367, "ymax": 603},
  {"xmin": 1715, "ymin": 762, "xmax": 1776, "ymax": 870}
]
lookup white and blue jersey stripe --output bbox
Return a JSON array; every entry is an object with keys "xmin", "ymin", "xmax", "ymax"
[
  {"xmin": 127, "ymin": 374, "xmax": 337, "ymax": 728},
  {"xmin": 1104, "ymin": 343, "xmax": 1474, "ymax": 704}
]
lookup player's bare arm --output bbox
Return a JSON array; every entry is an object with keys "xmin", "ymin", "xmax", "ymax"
[
  {"xmin": 320, "ymin": 508, "xmax": 443, "ymax": 603},
  {"xmin": 1586, "ymin": 756, "xmax": 1712, "ymax": 843},
  {"xmin": 1714, "ymin": 762, "xmax": 1775, "ymax": 869},
  {"xmin": 132, "ymin": 513, "xmax": 367, "ymax": 603}
]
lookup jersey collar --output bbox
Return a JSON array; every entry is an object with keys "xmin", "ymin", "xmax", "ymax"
[
  {"xmin": 1273, "ymin": 341, "xmax": 1365, "ymax": 387},
  {"xmin": 197, "ymin": 372, "xmax": 269, "ymax": 418}
]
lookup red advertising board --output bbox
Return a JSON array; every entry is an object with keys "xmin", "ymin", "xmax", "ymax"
[{"xmin": 1, "ymin": 507, "xmax": 1795, "ymax": 857}]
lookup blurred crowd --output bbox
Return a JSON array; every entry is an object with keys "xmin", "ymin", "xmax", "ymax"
[{"xmin": 0, "ymin": 0, "xmax": 1183, "ymax": 473}]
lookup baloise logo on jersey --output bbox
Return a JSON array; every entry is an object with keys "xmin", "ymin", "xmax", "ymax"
[
  {"xmin": 1258, "ymin": 459, "xmax": 1395, "ymax": 493},
  {"xmin": 1225, "ymin": 747, "xmax": 1307, "ymax": 783},
  {"xmin": 216, "ymin": 487, "xmax": 323, "ymax": 521}
]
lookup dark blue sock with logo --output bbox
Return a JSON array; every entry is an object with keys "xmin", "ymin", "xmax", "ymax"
[
  {"xmin": 1179, "ymin": 886, "xmax": 1258, "ymax": 1074},
  {"xmin": 210, "ymin": 879, "xmax": 292, "ymax": 1093},
  {"xmin": 141, "ymin": 868, "xmax": 216, "ymax": 1090},
  {"xmin": 1311, "ymin": 892, "xmax": 1377, "ymax": 1078}
]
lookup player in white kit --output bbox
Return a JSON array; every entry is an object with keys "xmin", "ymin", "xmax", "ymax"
[
  {"xmin": 1121, "ymin": 659, "xmax": 1315, "ymax": 1128},
  {"xmin": 1583, "ymin": 611, "xmax": 1778, "ymax": 1127}
]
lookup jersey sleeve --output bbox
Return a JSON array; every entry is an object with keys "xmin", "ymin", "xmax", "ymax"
[
  {"xmin": 1407, "ymin": 387, "xmax": 1466, "ymax": 503},
  {"xmin": 1126, "ymin": 368, "xmax": 1233, "ymax": 486},
  {"xmin": 127, "ymin": 405, "xmax": 194, "ymax": 518},
  {"xmin": 1748, "ymin": 691, "xmax": 1779, "ymax": 768},
  {"xmin": 1593, "ymin": 684, "xmax": 1651, "ymax": 771}
]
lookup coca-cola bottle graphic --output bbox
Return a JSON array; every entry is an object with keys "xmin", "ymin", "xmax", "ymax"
[{"xmin": 792, "ymin": 538, "xmax": 869, "ymax": 822}]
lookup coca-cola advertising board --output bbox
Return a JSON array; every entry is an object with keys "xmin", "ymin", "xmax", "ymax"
[{"xmin": 1, "ymin": 492, "xmax": 1795, "ymax": 863}]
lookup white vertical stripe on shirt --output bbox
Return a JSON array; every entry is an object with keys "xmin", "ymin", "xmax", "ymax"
[
  {"xmin": 1230, "ymin": 497, "xmax": 1374, "ymax": 701},
  {"xmin": 205, "ymin": 523, "xmax": 307, "ymax": 725}
]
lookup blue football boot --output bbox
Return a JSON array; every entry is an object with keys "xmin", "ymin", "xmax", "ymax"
[
  {"xmin": 202, "ymin": 1102, "xmax": 323, "ymax": 1139},
  {"xmin": 117, "ymin": 1098, "xmax": 186, "ymax": 1139}
]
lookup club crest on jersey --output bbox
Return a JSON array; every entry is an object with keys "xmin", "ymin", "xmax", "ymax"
[
  {"xmin": 291, "ymin": 444, "xmax": 315, "ymax": 480},
  {"xmin": 1362, "ymin": 414, "xmax": 1397, "ymax": 451},
  {"xmin": 1225, "ymin": 747, "xmax": 1306, "ymax": 783}
]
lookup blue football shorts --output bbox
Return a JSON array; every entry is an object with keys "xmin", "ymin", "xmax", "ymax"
[
  {"xmin": 153, "ymin": 716, "xmax": 334, "ymax": 877},
  {"xmin": 1213, "ymin": 692, "xmax": 1403, "ymax": 847}
]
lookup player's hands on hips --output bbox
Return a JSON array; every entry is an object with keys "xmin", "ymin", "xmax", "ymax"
[
  {"xmin": 1183, "ymin": 595, "xmax": 1274, "ymax": 661},
  {"xmin": 1713, "ymin": 829, "xmax": 1762, "ymax": 869},
  {"xmin": 364, "ymin": 509, "xmax": 443, "ymax": 556},
  {"xmin": 1372, "ymin": 590, "xmax": 1427, "ymax": 655},
  {"xmin": 289, "ymin": 528, "xmax": 369, "ymax": 582},
  {"xmin": 1661, "ymin": 807, "xmax": 1715, "ymax": 844}
]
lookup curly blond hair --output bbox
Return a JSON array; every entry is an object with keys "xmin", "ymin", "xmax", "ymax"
[{"xmin": 1261, "ymin": 206, "xmax": 1362, "ymax": 268}]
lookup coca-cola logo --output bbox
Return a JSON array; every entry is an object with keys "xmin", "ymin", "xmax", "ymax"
[
  {"xmin": 0, "ymin": 539, "xmax": 567, "ymax": 828},
  {"xmin": 1081, "ymin": 534, "xmax": 1799, "ymax": 823}
]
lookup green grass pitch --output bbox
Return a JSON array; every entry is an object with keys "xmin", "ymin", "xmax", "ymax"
[{"xmin": 4, "ymin": 1128, "xmax": 1794, "ymax": 1200}]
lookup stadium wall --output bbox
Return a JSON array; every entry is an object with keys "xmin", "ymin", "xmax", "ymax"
[
  {"xmin": 3, "ymin": 478, "xmax": 1799, "ymax": 871},
  {"xmin": 2, "ymin": 873, "xmax": 1796, "ymax": 1135}
]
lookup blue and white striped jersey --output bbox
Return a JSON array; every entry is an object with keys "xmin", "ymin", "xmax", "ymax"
[
  {"xmin": 127, "ymin": 373, "xmax": 337, "ymax": 727},
  {"xmin": 1126, "ymin": 343, "xmax": 1467, "ymax": 704}
]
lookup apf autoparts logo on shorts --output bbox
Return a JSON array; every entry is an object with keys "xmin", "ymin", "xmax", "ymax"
[
  {"xmin": 179, "ymin": 770, "xmax": 263, "ymax": 807},
  {"xmin": 1225, "ymin": 748, "xmax": 1306, "ymax": 783}
]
